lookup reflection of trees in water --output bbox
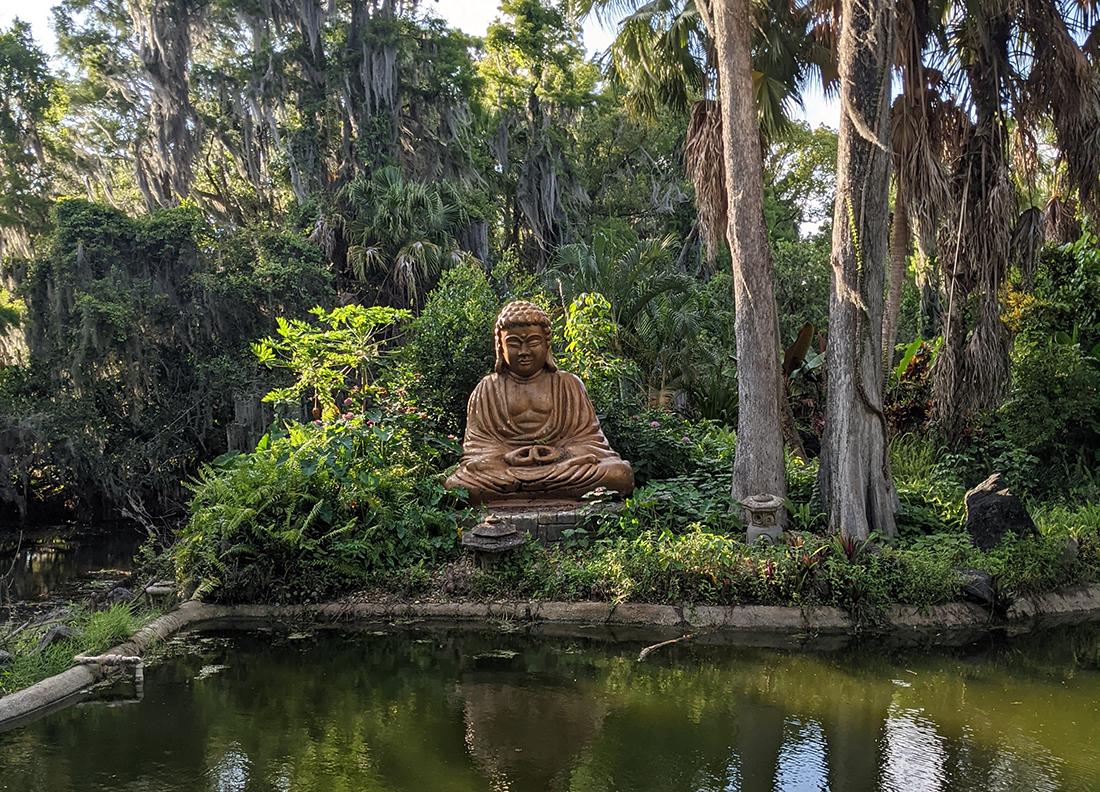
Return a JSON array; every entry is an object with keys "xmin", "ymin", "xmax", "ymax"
[
  {"xmin": 1, "ymin": 628, "xmax": 1099, "ymax": 791},
  {"xmin": 0, "ymin": 528, "xmax": 143, "ymax": 600}
]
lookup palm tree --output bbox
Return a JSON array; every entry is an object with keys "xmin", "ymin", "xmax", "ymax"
[
  {"xmin": 341, "ymin": 166, "xmax": 467, "ymax": 309},
  {"xmin": 547, "ymin": 234, "xmax": 698, "ymax": 401},
  {"xmin": 546, "ymin": 233, "xmax": 690, "ymax": 330},
  {"xmin": 574, "ymin": 0, "xmax": 835, "ymax": 508},
  {"xmin": 881, "ymin": 0, "xmax": 1100, "ymax": 440},
  {"xmin": 819, "ymin": 0, "xmax": 899, "ymax": 538},
  {"xmin": 577, "ymin": 0, "xmax": 834, "ymax": 264}
]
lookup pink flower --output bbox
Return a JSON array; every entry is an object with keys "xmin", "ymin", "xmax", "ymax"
[
  {"xmin": 630, "ymin": 415, "xmax": 639, "ymax": 421},
  {"xmin": 313, "ymin": 420, "xmax": 323, "ymax": 426},
  {"xmin": 342, "ymin": 412, "xmax": 354, "ymax": 420},
  {"xmin": 418, "ymin": 412, "xmax": 427, "ymax": 419},
  {"xmin": 447, "ymin": 434, "xmax": 457, "ymax": 440},
  {"xmin": 681, "ymin": 436, "xmax": 690, "ymax": 443},
  {"xmin": 366, "ymin": 420, "xmax": 375, "ymax": 428},
  {"xmin": 343, "ymin": 397, "xmax": 353, "ymax": 406},
  {"xmin": 650, "ymin": 421, "xmax": 660, "ymax": 428}
]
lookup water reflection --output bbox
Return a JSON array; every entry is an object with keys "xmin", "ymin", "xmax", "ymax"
[
  {"xmin": 0, "ymin": 526, "xmax": 143, "ymax": 600},
  {"xmin": 1, "ymin": 623, "xmax": 1099, "ymax": 791}
]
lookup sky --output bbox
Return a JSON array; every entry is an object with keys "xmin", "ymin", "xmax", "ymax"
[{"xmin": 0, "ymin": 0, "xmax": 838, "ymax": 128}]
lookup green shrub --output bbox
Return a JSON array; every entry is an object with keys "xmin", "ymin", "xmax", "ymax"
[
  {"xmin": 398, "ymin": 261, "xmax": 498, "ymax": 435},
  {"xmin": 174, "ymin": 305, "xmax": 464, "ymax": 603},
  {"xmin": 600, "ymin": 406, "xmax": 696, "ymax": 484},
  {"xmin": 994, "ymin": 339, "xmax": 1100, "ymax": 495}
]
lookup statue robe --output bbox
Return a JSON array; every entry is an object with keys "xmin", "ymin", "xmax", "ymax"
[{"xmin": 446, "ymin": 370, "xmax": 634, "ymax": 505}]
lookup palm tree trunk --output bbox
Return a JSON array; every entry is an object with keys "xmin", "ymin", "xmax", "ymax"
[
  {"xmin": 702, "ymin": 0, "xmax": 787, "ymax": 509},
  {"xmin": 819, "ymin": 0, "xmax": 899, "ymax": 539},
  {"xmin": 882, "ymin": 191, "xmax": 910, "ymax": 377}
]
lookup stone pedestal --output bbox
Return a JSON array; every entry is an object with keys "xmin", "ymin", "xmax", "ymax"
[{"xmin": 461, "ymin": 502, "xmax": 622, "ymax": 561}]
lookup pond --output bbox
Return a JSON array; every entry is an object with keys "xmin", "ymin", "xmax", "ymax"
[
  {"xmin": 1, "ymin": 621, "xmax": 1099, "ymax": 791},
  {"xmin": 0, "ymin": 525, "xmax": 144, "ymax": 603}
]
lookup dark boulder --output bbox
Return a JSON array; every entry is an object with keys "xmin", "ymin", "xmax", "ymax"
[
  {"xmin": 954, "ymin": 567, "xmax": 994, "ymax": 606},
  {"xmin": 964, "ymin": 473, "xmax": 1038, "ymax": 550},
  {"xmin": 35, "ymin": 624, "xmax": 82, "ymax": 652},
  {"xmin": 105, "ymin": 587, "xmax": 135, "ymax": 605}
]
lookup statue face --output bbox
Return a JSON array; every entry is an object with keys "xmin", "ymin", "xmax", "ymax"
[{"xmin": 500, "ymin": 324, "xmax": 550, "ymax": 377}]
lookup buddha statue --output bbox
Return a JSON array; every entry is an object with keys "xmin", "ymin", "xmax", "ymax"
[{"xmin": 446, "ymin": 300, "xmax": 634, "ymax": 506}]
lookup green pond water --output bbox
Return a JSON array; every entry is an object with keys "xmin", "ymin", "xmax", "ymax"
[{"xmin": 2, "ymin": 621, "xmax": 1100, "ymax": 791}]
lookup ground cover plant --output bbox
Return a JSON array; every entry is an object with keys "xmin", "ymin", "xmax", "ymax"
[{"xmin": 0, "ymin": 602, "xmax": 155, "ymax": 695}]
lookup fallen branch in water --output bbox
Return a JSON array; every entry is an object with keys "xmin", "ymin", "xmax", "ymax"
[{"xmin": 637, "ymin": 633, "xmax": 694, "ymax": 662}]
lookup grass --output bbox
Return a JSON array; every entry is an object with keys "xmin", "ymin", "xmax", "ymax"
[{"xmin": 0, "ymin": 603, "xmax": 153, "ymax": 695}]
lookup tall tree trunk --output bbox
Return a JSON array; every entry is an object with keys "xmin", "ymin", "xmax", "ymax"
[
  {"xmin": 820, "ymin": 0, "xmax": 898, "ymax": 539},
  {"xmin": 883, "ymin": 192, "xmax": 909, "ymax": 377},
  {"xmin": 702, "ymin": 0, "xmax": 787, "ymax": 508}
]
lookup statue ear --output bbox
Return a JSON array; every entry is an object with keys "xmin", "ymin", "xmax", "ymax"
[
  {"xmin": 545, "ymin": 341, "xmax": 558, "ymax": 373},
  {"xmin": 494, "ymin": 331, "xmax": 506, "ymax": 374}
]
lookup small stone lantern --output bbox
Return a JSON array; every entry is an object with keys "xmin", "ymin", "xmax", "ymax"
[{"xmin": 740, "ymin": 494, "xmax": 785, "ymax": 544}]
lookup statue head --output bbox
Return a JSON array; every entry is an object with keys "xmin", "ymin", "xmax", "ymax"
[{"xmin": 494, "ymin": 300, "xmax": 557, "ymax": 377}]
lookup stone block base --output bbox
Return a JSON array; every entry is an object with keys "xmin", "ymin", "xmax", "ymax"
[{"xmin": 463, "ymin": 502, "xmax": 623, "ymax": 547}]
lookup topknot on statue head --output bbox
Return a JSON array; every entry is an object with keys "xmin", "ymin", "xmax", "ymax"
[{"xmin": 493, "ymin": 300, "xmax": 558, "ymax": 375}]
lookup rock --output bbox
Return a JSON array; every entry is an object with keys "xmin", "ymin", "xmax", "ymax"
[
  {"xmin": 0, "ymin": 650, "xmax": 13, "ymax": 667},
  {"xmin": 105, "ymin": 586, "xmax": 135, "ymax": 605},
  {"xmin": 955, "ymin": 568, "xmax": 994, "ymax": 605},
  {"xmin": 36, "ymin": 624, "xmax": 83, "ymax": 652},
  {"xmin": 964, "ymin": 473, "xmax": 1038, "ymax": 550}
]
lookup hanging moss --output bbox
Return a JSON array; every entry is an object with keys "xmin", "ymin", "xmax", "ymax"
[{"xmin": 0, "ymin": 199, "xmax": 334, "ymax": 522}]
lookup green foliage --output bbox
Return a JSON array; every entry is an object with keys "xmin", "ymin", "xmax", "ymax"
[
  {"xmin": 0, "ymin": 199, "xmax": 335, "ymax": 519},
  {"xmin": 763, "ymin": 123, "xmax": 838, "ymax": 243},
  {"xmin": 175, "ymin": 305, "xmax": 462, "ymax": 602},
  {"xmin": 600, "ymin": 407, "xmax": 696, "ymax": 485},
  {"xmin": 889, "ymin": 434, "xmax": 967, "ymax": 540},
  {"xmin": 0, "ymin": 603, "xmax": 148, "ymax": 695},
  {"xmin": 398, "ymin": 261, "xmax": 498, "ymax": 435},
  {"xmin": 772, "ymin": 232, "xmax": 831, "ymax": 344},
  {"xmin": 559, "ymin": 292, "xmax": 638, "ymax": 413},
  {"xmin": 176, "ymin": 418, "xmax": 460, "ymax": 603},
  {"xmin": 341, "ymin": 167, "xmax": 468, "ymax": 307},
  {"xmin": 573, "ymin": 82, "xmax": 693, "ymax": 244},
  {"xmin": 786, "ymin": 457, "xmax": 827, "ymax": 532},
  {"xmin": 255, "ymin": 305, "xmax": 409, "ymax": 416},
  {"xmin": 993, "ymin": 338, "xmax": 1100, "ymax": 495},
  {"xmin": 0, "ymin": 21, "xmax": 58, "ymax": 244}
]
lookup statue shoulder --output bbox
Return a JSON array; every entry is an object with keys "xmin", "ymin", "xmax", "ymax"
[
  {"xmin": 556, "ymin": 370, "xmax": 588, "ymax": 391},
  {"xmin": 473, "ymin": 372, "xmax": 503, "ymax": 390}
]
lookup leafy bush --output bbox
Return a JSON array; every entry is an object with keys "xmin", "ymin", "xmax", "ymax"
[
  {"xmin": 398, "ymin": 260, "xmax": 498, "ymax": 435},
  {"xmin": 993, "ymin": 339, "xmax": 1100, "ymax": 495},
  {"xmin": 176, "ymin": 416, "xmax": 460, "ymax": 602},
  {"xmin": 174, "ymin": 306, "xmax": 463, "ymax": 603},
  {"xmin": 600, "ymin": 406, "xmax": 697, "ymax": 485}
]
